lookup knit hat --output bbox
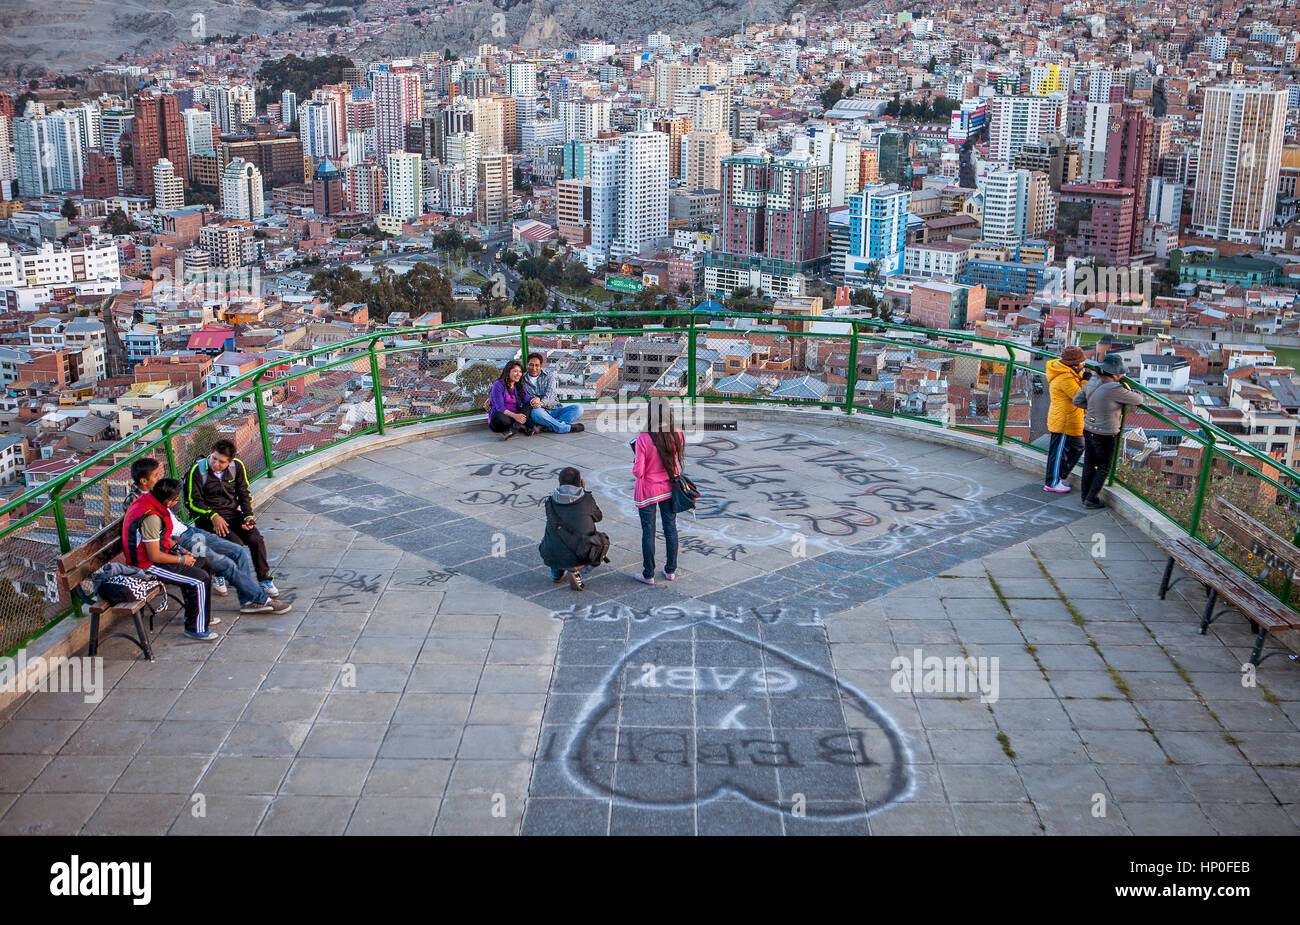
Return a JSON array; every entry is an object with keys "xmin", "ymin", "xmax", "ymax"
[{"xmin": 1060, "ymin": 346, "xmax": 1085, "ymax": 365}]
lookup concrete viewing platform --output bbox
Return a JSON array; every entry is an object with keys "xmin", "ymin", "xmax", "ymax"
[{"xmin": 1, "ymin": 410, "xmax": 1298, "ymax": 835}]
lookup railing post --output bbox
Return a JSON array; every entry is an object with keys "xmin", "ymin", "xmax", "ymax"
[
  {"xmin": 162, "ymin": 418, "xmax": 179, "ymax": 480},
  {"xmin": 252, "ymin": 370, "xmax": 275, "ymax": 478},
  {"xmin": 50, "ymin": 482, "xmax": 71, "ymax": 556},
  {"xmin": 50, "ymin": 481, "xmax": 80, "ymax": 620},
  {"xmin": 995, "ymin": 344, "xmax": 1016, "ymax": 445},
  {"xmin": 1106, "ymin": 404, "xmax": 1129, "ymax": 487},
  {"xmin": 1187, "ymin": 428, "xmax": 1217, "ymax": 538},
  {"xmin": 687, "ymin": 312, "xmax": 697, "ymax": 401},
  {"xmin": 844, "ymin": 321, "xmax": 860, "ymax": 415},
  {"xmin": 369, "ymin": 338, "xmax": 386, "ymax": 436},
  {"xmin": 519, "ymin": 320, "xmax": 529, "ymax": 364}
]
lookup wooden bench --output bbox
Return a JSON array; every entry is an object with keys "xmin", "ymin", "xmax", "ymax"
[
  {"xmin": 55, "ymin": 520, "xmax": 168, "ymax": 662},
  {"xmin": 1157, "ymin": 497, "xmax": 1300, "ymax": 666}
]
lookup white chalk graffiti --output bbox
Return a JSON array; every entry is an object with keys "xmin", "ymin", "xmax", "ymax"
[{"xmin": 587, "ymin": 428, "xmax": 987, "ymax": 556}]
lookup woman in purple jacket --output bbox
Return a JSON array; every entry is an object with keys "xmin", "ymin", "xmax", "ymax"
[{"xmin": 487, "ymin": 360, "xmax": 537, "ymax": 440}]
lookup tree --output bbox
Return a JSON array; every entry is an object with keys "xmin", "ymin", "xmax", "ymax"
[
  {"xmin": 513, "ymin": 279, "xmax": 548, "ymax": 315},
  {"xmin": 820, "ymin": 79, "xmax": 845, "ymax": 111},
  {"xmin": 60, "ymin": 198, "xmax": 79, "ymax": 221},
  {"xmin": 448, "ymin": 362, "xmax": 500, "ymax": 410},
  {"xmin": 564, "ymin": 259, "xmax": 591, "ymax": 287},
  {"xmin": 517, "ymin": 256, "xmax": 548, "ymax": 280},
  {"xmin": 501, "ymin": 250, "xmax": 519, "ymax": 268},
  {"xmin": 103, "ymin": 209, "xmax": 139, "ymax": 236},
  {"xmin": 926, "ymin": 55, "xmax": 938, "ymax": 73},
  {"xmin": 309, "ymin": 265, "xmax": 366, "ymax": 309},
  {"xmin": 851, "ymin": 288, "xmax": 878, "ymax": 309},
  {"xmin": 541, "ymin": 257, "xmax": 565, "ymax": 287}
]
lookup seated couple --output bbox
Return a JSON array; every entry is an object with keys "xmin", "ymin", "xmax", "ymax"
[
  {"xmin": 124, "ymin": 446, "xmax": 290, "ymax": 641},
  {"xmin": 486, "ymin": 353, "xmax": 584, "ymax": 441}
]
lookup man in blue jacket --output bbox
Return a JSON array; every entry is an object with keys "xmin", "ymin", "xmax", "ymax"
[{"xmin": 523, "ymin": 353, "xmax": 585, "ymax": 434}]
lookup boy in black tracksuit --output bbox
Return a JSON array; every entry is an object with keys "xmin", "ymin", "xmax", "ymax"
[
  {"xmin": 185, "ymin": 439, "xmax": 277, "ymax": 594},
  {"xmin": 539, "ymin": 467, "xmax": 603, "ymax": 592}
]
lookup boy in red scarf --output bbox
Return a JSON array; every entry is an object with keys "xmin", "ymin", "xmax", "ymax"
[{"xmin": 123, "ymin": 478, "xmax": 218, "ymax": 640}]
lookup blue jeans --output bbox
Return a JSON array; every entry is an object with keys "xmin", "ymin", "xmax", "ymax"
[
  {"xmin": 175, "ymin": 526, "xmax": 266, "ymax": 605},
  {"xmin": 638, "ymin": 499, "xmax": 678, "ymax": 578},
  {"xmin": 551, "ymin": 568, "xmax": 566, "ymax": 580},
  {"xmin": 530, "ymin": 404, "xmax": 583, "ymax": 433}
]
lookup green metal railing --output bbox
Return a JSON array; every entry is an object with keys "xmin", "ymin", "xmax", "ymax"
[{"xmin": 2, "ymin": 309, "xmax": 1298, "ymax": 657}]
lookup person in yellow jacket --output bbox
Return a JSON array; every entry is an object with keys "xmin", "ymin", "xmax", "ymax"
[{"xmin": 1044, "ymin": 345, "xmax": 1088, "ymax": 493}]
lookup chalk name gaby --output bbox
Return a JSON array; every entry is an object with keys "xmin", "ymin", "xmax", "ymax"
[{"xmin": 49, "ymin": 856, "xmax": 151, "ymax": 906}]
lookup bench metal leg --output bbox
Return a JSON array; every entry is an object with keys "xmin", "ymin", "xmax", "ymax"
[
  {"xmin": 1249, "ymin": 626, "xmax": 1269, "ymax": 666},
  {"xmin": 1199, "ymin": 588, "xmax": 1218, "ymax": 634},
  {"xmin": 88, "ymin": 609, "xmax": 100, "ymax": 657},
  {"xmin": 131, "ymin": 610, "xmax": 154, "ymax": 661},
  {"xmin": 1159, "ymin": 557, "xmax": 1176, "ymax": 599}
]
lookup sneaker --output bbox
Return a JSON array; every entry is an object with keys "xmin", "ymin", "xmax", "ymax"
[
  {"xmin": 568, "ymin": 422, "xmax": 585, "ymax": 433},
  {"xmin": 1044, "ymin": 482, "xmax": 1069, "ymax": 493},
  {"xmin": 213, "ymin": 576, "xmax": 229, "ymax": 595},
  {"xmin": 663, "ymin": 570, "xmax": 676, "ymax": 581},
  {"xmin": 1054, "ymin": 481, "xmax": 1072, "ymax": 493},
  {"xmin": 264, "ymin": 598, "xmax": 292, "ymax": 614},
  {"xmin": 210, "ymin": 617, "xmax": 222, "ymax": 625},
  {"xmin": 240, "ymin": 601, "xmax": 274, "ymax": 614},
  {"xmin": 1083, "ymin": 499, "xmax": 1106, "ymax": 510},
  {"xmin": 501, "ymin": 430, "xmax": 514, "ymax": 441},
  {"xmin": 260, "ymin": 579, "xmax": 279, "ymax": 597},
  {"xmin": 569, "ymin": 570, "xmax": 585, "ymax": 591},
  {"xmin": 184, "ymin": 629, "xmax": 219, "ymax": 641},
  {"xmin": 634, "ymin": 573, "xmax": 655, "ymax": 585}
]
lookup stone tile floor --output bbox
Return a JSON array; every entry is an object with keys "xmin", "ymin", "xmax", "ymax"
[{"xmin": 1, "ymin": 419, "xmax": 1297, "ymax": 835}]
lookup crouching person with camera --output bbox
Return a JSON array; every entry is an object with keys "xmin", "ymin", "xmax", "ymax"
[{"xmin": 539, "ymin": 467, "xmax": 609, "ymax": 592}]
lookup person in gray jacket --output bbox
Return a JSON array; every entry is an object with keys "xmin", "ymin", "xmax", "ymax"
[
  {"xmin": 523, "ymin": 352, "xmax": 585, "ymax": 434},
  {"xmin": 1072, "ymin": 353, "xmax": 1144, "ymax": 509}
]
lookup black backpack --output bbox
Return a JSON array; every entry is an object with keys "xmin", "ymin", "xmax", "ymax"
[
  {"xmin": 575, "ymin": 531, "xmax": 612, "ymax": 568},
  {"xmin": 546, "ymin": 497, "xmax": 611, "ymax": 568}
]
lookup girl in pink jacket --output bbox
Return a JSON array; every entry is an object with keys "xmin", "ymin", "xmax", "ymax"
[{"xmin": 633, "ymin": 399, "xmax": 683, "ymax": 584}]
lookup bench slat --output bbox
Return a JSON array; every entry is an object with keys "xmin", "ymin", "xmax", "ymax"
[{"xmin": 1158, "ymin": 538, "xmax": 1299, "ymax": 631}]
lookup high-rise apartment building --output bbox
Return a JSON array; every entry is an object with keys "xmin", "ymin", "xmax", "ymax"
[
  {"xmin": 220, "ymin": 158, "xmax": 264, "ymax": 220},
  {"xmin": 980, "ymin": 169, "xmax": 1055, "ymax": 245},
  {"xmin": 183, "ymin": 108, "xmax": 215, "ymax": 161},
  {"xmin": 280, "ymin": 90, "xmax": 298, "ymax": 127},
  {"xmin": 506, "ymin": 62, "xmax": 537, "ymax": 98},
  {"xmin": 1059, "ymin": 182, "xmax": 1136, "ymax": 264},
  {"xmin": 133, "ymin": 91, "xmax": 189, "ymax": 202},
  {"xmin": 300, "ymin": 101, "xmax": 340, "ymax": 160},
  {"xmin": 373, "ymin": 69, "xmax": 423, "ymax": 159},
  {"xmin": 683, "ymin": 130, "xmax": 729, "ymax": 192},
  {"xmin": 476, "ymin": 151, "xmax": 512, "ymax": 228},
  {"xmin": 705, "ymin": 140, "xmax": 831, "ymax": 297},
  {"xmin": 152, "ymin": 158, "xmax": 185, "ymax": 212},
  {"xmin": 989, "ymin": 94, "xmax": 1066, "ymax": 162},
  {"xmin": 13, "ymin": 111, "xmax": 84, "ymax": 196},
  {"xmin": 386, "ymin": 151, "xmax": 422, "ymax": 222},
  {"xmin": 1190, "ymin": 82, "xmax": 1288, "ymax": 243},
  {"xmin": 590, "ymin": 130, "xmax": 669, "ymax": 261},
  {"xmin": 844, "ymin": 183, "xmax": 911, "ymax": 282}
]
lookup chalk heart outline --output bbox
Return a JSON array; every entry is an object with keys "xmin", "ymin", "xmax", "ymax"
[{"xmin": 563, "ymin": 622, "xmax": 915, "ymax": 821}]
